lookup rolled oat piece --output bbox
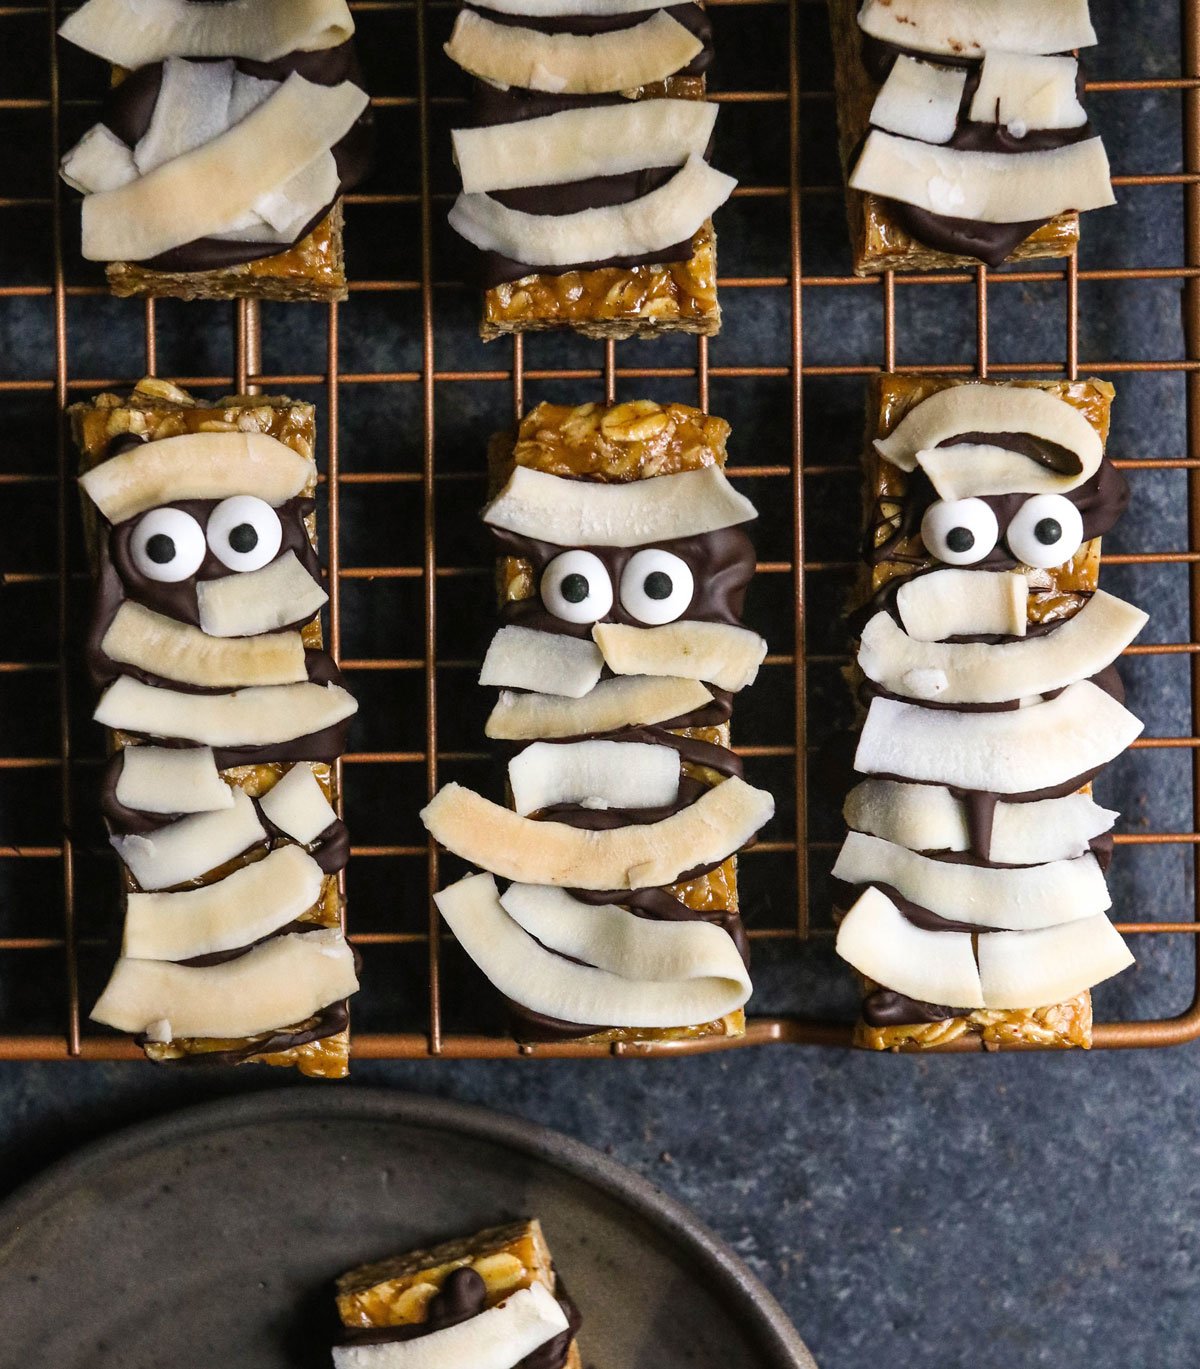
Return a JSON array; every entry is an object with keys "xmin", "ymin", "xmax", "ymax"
[
  {"xmin": 834, "ymin": 375, "xmax": 1144, "ymax": 1050},
  {"xmin": 420, "ymin": 400, "xmax": 773, "ymax": 1044},
  {"xmin": 830, "ymin": 0, "xmax": 1113, "ymax": 273},
  {"xmin": 72, "ymin": 377, "xmax": 359, "ymax": 1077},
  {"xmin": 57, "ymin": 0, "xmax": 373, "ymax": 301},
  {"xmin": 334, "ymin": 1220, "xmax": 582, "ymax": 1369},
  {"xmin": 443, "ymin": 2, "xmax": 734, "ymax": 339}
]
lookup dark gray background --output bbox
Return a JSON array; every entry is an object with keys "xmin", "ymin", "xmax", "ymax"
[{"xmin": 1, "ymin": 1, "xmax": 1198, "ymax": 1365}]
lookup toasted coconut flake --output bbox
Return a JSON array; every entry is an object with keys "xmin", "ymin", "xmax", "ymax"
[
  {"xmin": 80, "ymin": 430, "xmax": 313, "ymax": 524},
  {"xmin": 123, "ymin": 845, "xmax": 326, "ymax": 961},
  {"xmin": 895, "ymin": 569, "xmax": 1027, "ymax": 642},
  {"xmin": 486, "ymin": 674, "xmax": 712, "ymax": 742},
  {"xmin": 478, "ymin": 626, "xmax": 603, "ymax": 700},
  {"xmin": 90, "ymin": 928, "xmax": 358, "ymax": 1039},
  {"xmin": 421, "ymin": 777, "xmax": 773, "ymax": 890},
  {"xmin": 111, "ymin": 788, "xmax": 266, "ymax": 892},
  {"xmin": 433, "ymin": 874, "xmax": 750, "ymax": 1030},
  {"xmin": 196, "ymin": 550, "xmax": 328, "ymax": 638},
  {"xmin": 594, "ymin": 620, "xmax": 767, "ymax": 693}
]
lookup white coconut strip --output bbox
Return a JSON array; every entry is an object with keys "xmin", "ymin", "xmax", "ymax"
[
  {"xmin": 486, "ymin": 675, "xmax": 711, "ymax": 742},
  {"xmin": 850, "ymin": 132, "xmax": 1114, "ymax": 228},
  {"xmin": 450, "ymin": 155, "xmax": 735, "ymax": 269},
  {"xmin": 214, "ymin": 150, "xmax": 342, "ymax": 245},
  {"xmin": 80, "ymin": 431, "xmax": 313, "ymax": 526},
  {"xmin": 59, "ymin": 0, "xmax": 355, "ymax": 67},
  {"xmin": 856, "ymin": 681, "xmax": 1142, "ymax": 796},
  {"xmin": 895, "ymin": 569, "xmax": 1028, "ymax": 642},
  {"xmin": 857, "ymin": 591, "xmax": 1148, "ymax": 704},
  {"xmin": 115, "ymin": 745, "xmax": 233, "ymax": 816},
  {"xmin": 60, "ymin": 123, "xmax": 138, "ymax": 195},
  {"xmin": 110, "ymin": 788, "xmax": 266, "ymax": 892},
  {"xmin": 333, "ymin": 1281, "xmax": 569, "ymax": 1369},
  {"xmin": 875, "ymin": 383, "xmax": 1104, "ymax": 482},
  {"xmin": 90, "ymin": 928, "xmax": 358, "ymax": 1039},
  {"xmin": 593, "ymin": 621, "xmax": 767, "ymax": 693},
  {"xmin": 857, "ymin": 0, "xmax": 1097, "ymax": 59},
  {"xmin": 471, "ymin": 0, "xmax": 692, "ymax": 13},
  {"xmin": 122, "ymin": 845, "xmax": 327, "ymax": 962},
  {"xmin": 835, "ymin": 886, "xmax": 984, "ymax": 1010},
  {"xmin": 478, "ymin": 626, "xmax": 604, "ymax": 700},
  {"xmin": 444, "ymin": 9, "xmax": 701, "ymax": 94},
  {"xmin": 134, "ymin": 58, "xmax": 236, "ymax": 176},
  {"xmin": 869, "ymin": 55, "xmax": 966, "ymax": 145},
  {"xmin": 500, "ymin": 882, "xmax": 749, "ymax": 996},
  {"xmin": 968, "ymin": 51, "xmax": 1087, "ymax": 133},
  {"xmin": 917, "ymin": 443, "xmax": 1098, "ymax": 501},
  {"xmin": 978, "ymin": 915, "xmax": 1135, "ymax": 1009},
  {"xmin": 843, "ymin": 779, "xmax": 1117, "ymax": 866},
  {"xmin": 258, "ymin": 764, "xmax": 339, "ymax": 845},
  {"xmin": 421, "ymin": 777, "xmax": 773, "ymax": 890},
  {"xmin": 483, "ymin": 464, "xmax": 757, "ymax": 547},
  {"xmin": 507, "ymin": 739, "xmax": 680, "ymax": 816},
  {"xmin": 453, "ymin": 99, "xmax": 717, "ymax": 194},
  {"xmin": 101, "ymin": 602, "xmax": 308, "ymax": 690},
  {"xmin": 80, "ymin": 75, "xmax": 368, "ymax": 263},
  {"xmin": 94, "ymin": 676, "xmax": 358, "ymax": 748},
  {"xmin": 196, "ymin": 551, "xmax": 328, "ymax": 639},
  {"xmin": 832, "ymin": 830, "xmax": 1109, "ymax": 931},
  {"xmin": 434, "ymin": 874, "xmax": 749, "ymax": 1030}
]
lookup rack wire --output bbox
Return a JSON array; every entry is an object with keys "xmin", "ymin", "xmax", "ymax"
[{"xmin": 1, "ymin": 0, "xmax": 1198, "ymax": 1058}]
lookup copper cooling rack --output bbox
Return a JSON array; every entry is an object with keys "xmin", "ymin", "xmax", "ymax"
[{"xmin": 1, "ymin": 0, "xmax": 1199, "ymax": 1059}]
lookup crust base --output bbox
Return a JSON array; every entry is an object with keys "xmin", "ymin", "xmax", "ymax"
[{"xmin": 106, "ymin": 204, "xmax": 348, "ymax": 302}]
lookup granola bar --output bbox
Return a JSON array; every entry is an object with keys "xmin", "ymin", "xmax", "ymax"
[
  {"xmin": 57, "ymin": 0, "xmax": 373, "ymax": 301},
  {"xmin": 72, "ymin": 377, "xmax": 359, "ymax": 1076},
  {"xmin": 829, "ymin": 0, "xmax": 1112, "ymax": 274},
  {"xmin": 420, "ymin": 400, "xmax": 773, "ymax": 1044},
  {"xmin": 334, "ymin": 1220, "xmax": 582, "ymax": 1369},
  {"xmin": 444, "ymin": 3, "xmax": 732, "ymax": 339},
  {"xmin": 833, "ymin": 375, "xmax": 1144, "ymax": 1050}
]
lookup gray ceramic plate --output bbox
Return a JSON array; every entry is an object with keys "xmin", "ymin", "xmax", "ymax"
[{"xmin": 0, "ymin": 1088, "xmax": 817, "ymax": 1369}]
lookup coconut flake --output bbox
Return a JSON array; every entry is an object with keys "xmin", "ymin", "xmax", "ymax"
[
  {"xmin": 854, "ymin": 681, "xmax": 1143, "ymax": 796},
  {"xmin": 593, "ymin": 621, "xmax": 767, "ymax": 693},
  {"xmin": 421, "ymin": 777, "xmax": 773, "ymax": 890},
  {"xmin": 449, "ymin": 154, "xmax": 735, "ymax": 270},
  {"xmin": 832, "ymin": 830, "xmax": 1110, "ymax": 931},
  {"xmin": 851, "ymin": 131, "xmax": 1114, "ymax": 228},
  {"xmin": 90, "ymin": 928, "xmax": 358, "ymax": 1039},
  {"xmin": 486, "ymin": 674, "xmax": 711, "ymax": 742},
  {"xmin": 507, "ymin": 739, "xmax": 680, "ymax": 816},
  {"xmin": 122, "ymin": 845, "xmax": 327, "ymax": 961},
  {"xmin": 114, "ymin": 745, "xmax": 234, "ymax": 816},
  {"xmin": 869, "ymin": 55, "xmax": 966, "ymax": 145},
  {"xmin": 857, "ymin": 0, "xmax": 1097, "ymax": 59},
  {"xmin": 836, "ymin": 886, "xmax": 984, "ymax": 1010},
  {"xmin": 258, "ymin": 764, "xmax": 339, "ymax": 846},
  {"xmin": 478, "ymin": 626, "xmax": 603, "ymax": 699},
  {"xmin": 196, "ymin": 551, "xmax": 328, "ymax": 639},
  {"xmin": 969, "ymin": 51, "xmax": 1087, "ymax": 133},
  {"xmin": 110, "ymin": 788, "xmax": 266, "ymax": 892},
  {"xmin": 978, "ymin": 915, "xmax": 1135, "ymax": 1009},
  {"xmin": 60, "ymin": 124, "xmax": 139, "ymax": 195},
  {"xmin": 895, "ymin": 569, "xmax": 1028, "ymax": 642},
  {"xmin": 432, "ymin": 874, "xmax": 749, "ymax": 1031},
  {"xmin": 483, "ymin": 464, "xmax": 757, "ymax": 548}
]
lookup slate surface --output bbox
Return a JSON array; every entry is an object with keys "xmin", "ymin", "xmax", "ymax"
[{"xmin": 0, "ymin": 1, "xmax": 1198, "ymax": 1365}]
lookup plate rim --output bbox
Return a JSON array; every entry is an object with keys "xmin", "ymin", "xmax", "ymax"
[{"xmin": 0, "ymin": 1086, "xmax": 818, "ymax": 1369}]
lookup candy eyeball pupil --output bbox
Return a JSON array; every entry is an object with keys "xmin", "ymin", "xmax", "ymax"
[
  {"xmin": 1034, "ymin": 517, "xmax": 1062, "ymax": 545},
  {"xmin": 643, "ymin": 570, "xmax": 673, "ymax": 600},
  {"xmin": 229, "ymin": 522, "xmax": 258, "ymax": 553},
  {"xmin": 560, "ymin": 572, "xmax": 590, "ymax": 603},
  {"xmin": 945, "ymin": 526, "xmax": 975, "ymax": 553},
  {"xmin": 145, "ymin": 533, "xmax": 175, "ymax": 564}
]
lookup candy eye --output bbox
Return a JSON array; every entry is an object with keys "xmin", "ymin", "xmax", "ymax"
[
  {"xmin": 620, "ymin": 548, "xmax": 695, "ymax": 625},
  {"xmin": 920, "ymin": 498, "xmax": 999, "ymax": 566},
  {"xmin": 1005, "ymin": 493, "xmax": 1084, "ymax": 569},
  {"xmin": 129, "ymin": 507, "xmax": 206, "ymax": 583},
  {"xmin": 206, "ymin": 496, "xmax": 283, "ymax": 573},
  {"xmin": 540, "ymin": 550, "xmax": 614, "ymax": 624}
]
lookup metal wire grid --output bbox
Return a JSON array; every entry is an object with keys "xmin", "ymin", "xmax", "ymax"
[{"xmin": 0, "ymin": 0, "xmax": 1197, "ymax": 1058}]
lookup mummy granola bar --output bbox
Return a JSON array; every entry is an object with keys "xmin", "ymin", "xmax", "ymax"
[
  {"xmin": 830, "ymin": 0, "xmax": 1114, "ymax": 272},
  {"xmin": 58, "ymin": 0, "xmax": 373, "ymax": 301},
  {"xmin": 834, "ymin": 376, "xmax": 1145, "ymax": 1050},
  {"xmin": 334, "ymin": 1220, "xmax": 582, "ymax": 1369},
  {"xmin": 72, "ymin": 378, "xmax": 359, "ymax": 1077},
  {"xmin": 421, "ymin": 401, "xmax": 771, "ymax": 1043},
  {"xmin": 443, "ymin": 1, "xmax": 735, "ymax": 340}
]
